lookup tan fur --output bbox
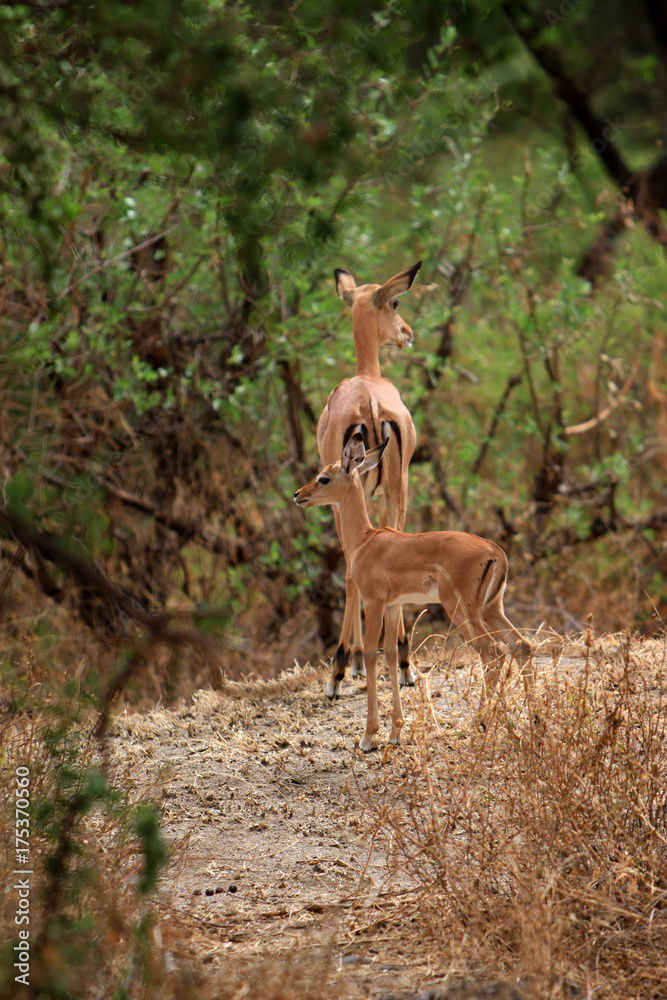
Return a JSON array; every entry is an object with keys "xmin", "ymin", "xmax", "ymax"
[
  {"xmin": 295, "ymin": 437, "xmax": 534, "ymax": 751},
  {"xmin": 317, "ymin": 263, "xmax": 420, "ymax": 696}
]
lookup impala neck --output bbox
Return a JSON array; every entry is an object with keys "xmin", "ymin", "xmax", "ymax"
[
  {"xmin": 352, "ymin": 303, "xmax": 382, "ymax": 378},
  {"xmin": 337, "ymin": 472, "xmax": 374, "ymax": 555}
]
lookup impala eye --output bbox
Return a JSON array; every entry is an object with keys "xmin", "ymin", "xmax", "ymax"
[
  {"xmin": 317, "ymin": 476, "xmax": 331, "ymax": 485},
  {"xmin": 392, "ymin": 300, "xmax": 399, "ymax": 310}
]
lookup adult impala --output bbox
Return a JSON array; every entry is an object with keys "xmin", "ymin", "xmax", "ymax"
[
  {"xmin": 295, "ymin": 432, "xmax": 534, "ymax": 751},
  {"xmin": 317, "ymin": 261, "xmax": 420, "ymax": 699}
]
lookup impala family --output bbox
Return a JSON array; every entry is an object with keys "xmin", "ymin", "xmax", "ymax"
[
  {"xmin": 317, "ymin": 262, "xmax": 421, "ymax": 699},
  {"xmin": 294, "ymin": 433, "xmax": 534, "ymax": 751}
]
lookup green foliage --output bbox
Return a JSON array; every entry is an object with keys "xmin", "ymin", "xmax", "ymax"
[
  {"xmin": 0, "ymin": 653, "xmax": 169, "ymax": 997},
  {"xmin": 133, "ymin": 804, "xmax": 168, "ymax": 896}
]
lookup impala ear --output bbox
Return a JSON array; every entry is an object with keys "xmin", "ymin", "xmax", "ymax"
[
  {"xmin": 372, "ymin": 261, "xmax": 422, "ymax": 310},
  {"xmin": 357, "ymin": 437, "xmax": 389, "ymax": 475},
  {"xmin": 334, "ymin": 268, "xmax": 356, "ymax": 307},
  {"xmin": 341, "ymin": 429, "xmax": 366, "ymax": 473}
]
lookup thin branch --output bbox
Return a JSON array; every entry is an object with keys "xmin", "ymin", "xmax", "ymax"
[
  {"xmin": 564, "ymin": 364, "xmax": 637, "ymax": 436},
  {"xmin": 491, "ymin": 278, "xmax": 544, "ymax": 436},
  {"xmin": 57, "ymin": 227, "xmax": 178, "ymax": 299},
  {"xmin": 278, "ymin": 359, "xmax": 306, "ymax": 467},
  {"xmin": 472, "ymin": 373, "xmax": 522, "ymax": 475},
  {"xmin": 428, "ymin": 188, "xmax": 488, "ymax": 384},
  {"xmin": 422, "ymin": 406, "xmax": 462, "ymax": 520}
]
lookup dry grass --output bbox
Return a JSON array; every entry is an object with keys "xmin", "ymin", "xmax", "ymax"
[{"xmin": 356, "ymin": 633, "xmax": 667, "ymax": 999}]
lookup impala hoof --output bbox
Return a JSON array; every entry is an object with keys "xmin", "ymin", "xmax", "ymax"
[
  {"xmin": 399, "ymin": 665, "xmax": 416, "ymax": 687},
  {"xmin": 475, "ymin": 707, "xmax": 490, "ymax": 732},
  {"xmin": 325, "ymin": 678, "xmax": 342, "ymax": 700},
  {"xmin": 389, "ymin": 717, "xmax": 403, "ymax": 746},
  {"xmin": 351, "ymin": 651, "xmax": 365, "ymax": 679}
]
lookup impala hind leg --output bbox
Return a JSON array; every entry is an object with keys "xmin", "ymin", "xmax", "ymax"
[
  {"xmin": 440, "ymin": 592, "xmax": 504, "ymax": 713},
  {"xmin": 465, "ymin": 614, "xmax": 506, "ymax": 709},
  {"xmin": 483, "ymin": 604, "xmax": 535, "ymax": 708}
]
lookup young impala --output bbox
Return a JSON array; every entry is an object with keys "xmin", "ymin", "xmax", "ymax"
[
  {"xmin": 295, "ymin": 432, "xmax": 534, "ymax": 751},
  {"xmin": 317, "ymin": 262, "xmax": 420, "ymax": 700}
]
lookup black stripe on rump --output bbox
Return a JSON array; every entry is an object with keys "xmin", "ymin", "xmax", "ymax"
[
  {"xmin": 485, "ymin": 564, "xmax": 506, "ymax": 605},
  {"xmin": 372, "ymin": 457, "xmax": 384, "ymax": 496},
  {"xmin": 370, "ymin": 398, "xmax": 384, "ymax": 495},
  {"xmin": 477, "ymin": 558, "xmax": 494, "ymax": 603},
  {"xmin": 385, "ymin": 419, "xmax": 403, "ymax": 465}
]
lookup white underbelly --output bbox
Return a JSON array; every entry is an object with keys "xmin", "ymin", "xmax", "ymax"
[{"xmin": 389, "ymin": 581, "xmax": 440, "ymax": 607}]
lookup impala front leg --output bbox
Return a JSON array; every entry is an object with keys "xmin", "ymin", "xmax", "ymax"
[
  {"xmin": 326, "ymin": 572, "xmax": 364, "ymax": 699},
  {"xmin": 359, "ymin": 602, "xmax": 384, "ymax": 752},
  {"xmin": 385, "ymin": 476, "xmax": 415, "ymax": 689},
  {"xmin": 326, "ymin": 510, "xmax": 365, "ymax": 699},
  {"xmin": 383, "ymin": 607, "xmax": 405, "ymax": 745}
]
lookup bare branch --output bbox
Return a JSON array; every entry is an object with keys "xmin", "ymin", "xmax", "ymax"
[
  {"xmin": 564, "ymin": 365, "xmax": 637, "ymax": 437},
  {"xmin": 472, "ymin": 372, "xmax": 522, "ymax": 475}
]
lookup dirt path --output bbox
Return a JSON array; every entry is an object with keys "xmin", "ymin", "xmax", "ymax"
[{"xmin": 107, "ymin": 643, "xmax": 593, "ymax": 998}]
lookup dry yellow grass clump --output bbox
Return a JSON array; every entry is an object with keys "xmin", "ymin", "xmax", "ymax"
[{"xmin": 357, "ymin": 633, "xmax": 667, "ymax": 999}]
